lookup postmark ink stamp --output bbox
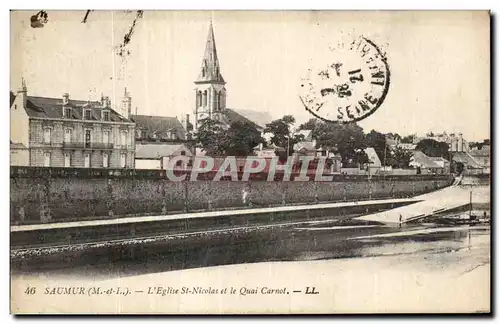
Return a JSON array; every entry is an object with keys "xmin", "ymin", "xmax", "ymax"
[{"xmin": 299, "ymin": 35, "xmax": 390, "ymax": 123}]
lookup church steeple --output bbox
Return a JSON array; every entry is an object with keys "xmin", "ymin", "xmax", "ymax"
[
  {"xmin": 193, "ymin": 19, "xmax": 228, "ymax": 132},
  {"xmin": 196, "ymin": 20, "xmax": 225, "ymax": 84}
]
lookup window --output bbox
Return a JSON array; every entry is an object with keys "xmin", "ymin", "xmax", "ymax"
[
  {"xmin": 84, "ymin": 154, "xmax": 90, "ymax": 168},
  {"xmin": 64, "ymin": 107, "xmax": 72, "ymax": 118},
  {"xmin": 43, "ymin": 152, "xmax": 51, "ymax": 167},
  {"xmin": 103, "ymin": 153, "xmax": 109, "ymax": 168},
  {"xmin": 197, "ymin": 91, "xmax": 202, "ymax": 107},
  {"xmin": 43, "ymin": 128, "xmax": 51, "ymax": 144},
  {"xmin": 102, "ymin": 111, "xmax": 110, "ymax": 121},
  {"xmin": 85, "ymin": 129, "xmax": 91, "ymax": 148},
  {"xmin": 84, "ymin": 109, "xmax": 91, "ymax": 120},
  {"xmin": 180, "ymin": 151, "xmax": 186, "ymax": 156},
  {"xmin": 64, "ymin": 153, "xmax": 71, "ymax": 167},
  {"xmin": 176, "ymin": 160, "xmax": 183, "ymax": 167},
  {"xmin": 102, "ymin": 130, "xmax": 110, "ymax": 144},
  {"xmin": 202, "ymin": 90, "xmax": 207, "ymax": 107},
  {"xmin": 120, "ymin": 131, "xmax": 127, "ymax": 147},
  {"xmin": 64, "ymin": 128, "xmax": 72, "ymax": 143},
  {"xmin": 120, "ymin": 153, "xmax": 126, "ymax": 168}
]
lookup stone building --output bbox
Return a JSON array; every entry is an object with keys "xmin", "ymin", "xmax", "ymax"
[{"xmin": 10, "ymin": 80, "xmax": 135, "ymax": 168}]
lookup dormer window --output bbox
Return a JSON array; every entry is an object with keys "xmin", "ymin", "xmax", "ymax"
[
  {"xmin": 63, "ymin": 107, "xmax": 72, "ymax": 118},
  {"xmin": 102, "ymin": 110, "xmax": 110, "ymax": 121},
  {"xmin": 84, "ymin": 109, "xmax": 92, "ymax": 120}
]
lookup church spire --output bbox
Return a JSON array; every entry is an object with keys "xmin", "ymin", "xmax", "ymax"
[{"xmin": 196, "ymin": 20, "xmax": 225, "ymax": 83}]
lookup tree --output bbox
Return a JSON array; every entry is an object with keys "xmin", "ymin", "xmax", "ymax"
[
  {"xmin": 195, "ymin": 118, "xmax": 263, "ymax": 156},
  {"xmin": 386, "ymin": 132, "xmax": 402, "ymax": 142},
  {"xmin": 389, "ymin": 146, "xmax": 413, "ymax": 169},
  {"xmin": 264, "ymin": 115, "xmax": 303, "ymax": 155},
  {"xmin": 400, "ymin": 134, "xmax": 416, "ymax": 144},
  {"xmin": 415, "ymin": 139, "xmax": 449, "ymax": 158},
  {"xmin": 194, "ymin": 118, "xmax": 228, "ymax": 156},
  {"xmin": 298, "ymin": 119, "xmax": 368, "ymax": 167},
  {"xmin": 225, "ymin": 121, "xmax": 263, "ymax": 156}
]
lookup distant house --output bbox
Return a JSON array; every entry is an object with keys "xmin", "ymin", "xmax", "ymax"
[
  {"xmin": 395, "ymin": 143, "xmax": 417, "ymax": 151},
  {"xmin": 469, "ymin": 146, "xmax": 490, "ymax": 173},
  {"xmin": 363, "ymin": 147, "xmax": 382, "ymax": 174},
  {"xmin": 135, "ymin": 143, "xmax": 193, "ymax": 170},
  {"xmin": 255, "ymin": 143, "xmax": 280, "ymax": 158},
  {"xmin": 132, "ymin": 115, "xmax": 187, "ymax": 142},
  {"xmin": 293, "ymin": 130, "xmax": 316, "ymax": 156},
  {"xmin": 452, "ymin": 151, "xmax": 485, "ymax": 174},
  {"xmin": 409, "ymin": 151, "xmax": 446, "ymax": 174},
  {"xmin": 429, "ymin": 156, "xmax": 451, "ymax": 174},
  {"xmin": 413, "ymin": 132, "xmax": 469, "ymax": 153}
]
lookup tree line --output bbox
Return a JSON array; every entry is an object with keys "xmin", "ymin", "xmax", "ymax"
[{"xmin": 194, "ymin": 114, "xmax": 460, "ymax": 169}]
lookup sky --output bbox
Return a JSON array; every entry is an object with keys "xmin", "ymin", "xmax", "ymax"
[{"xmin": 10, "ymin": 10, "xmax": 490, "ymax": 141}]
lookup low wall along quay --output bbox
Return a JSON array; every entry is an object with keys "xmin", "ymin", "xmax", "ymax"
[{"xmin": 10, "ymin": 167, "xmax": 453, "ymax": 226}]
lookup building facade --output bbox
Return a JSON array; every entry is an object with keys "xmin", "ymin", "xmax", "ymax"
[{"xmin": 10, "ymin": 81, "xmax": 135, "ymax": 168}]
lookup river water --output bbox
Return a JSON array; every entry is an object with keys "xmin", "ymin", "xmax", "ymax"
[{"xmin": 11, "ymin": 213, "xmax": 491, "ymax": 280}]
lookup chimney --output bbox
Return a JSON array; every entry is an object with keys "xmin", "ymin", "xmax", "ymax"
[
  {"xmin": 62, "ymin": 92, "xmax": 69, "ymax": 105},
  {"xmin": 102, "ymin": 96, "xmax": 110, "ymax": 108},
  {"xmin": 17, "ymin": 78, "xmax": 28, "ymax": 108},
  {"xmin": 121, "ymin": 87, "xmax": 132, "ymax": 119},
  {"xmin": 186, "ymin": 114, "xmax": 191, "ymax": 131}
]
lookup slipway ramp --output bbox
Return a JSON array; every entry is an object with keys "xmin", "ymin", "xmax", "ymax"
[{"xmin": 357, "ymin": 185, "xmax": 490, "ymax": 224}]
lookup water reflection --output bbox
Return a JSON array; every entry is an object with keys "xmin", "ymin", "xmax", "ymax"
[{"xmin": 11, "ymin": 216, "xmax": 490, "ymax": 280}]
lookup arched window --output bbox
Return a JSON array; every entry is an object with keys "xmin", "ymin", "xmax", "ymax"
[
  {"xmin": 218, "ymin": 91, "xmax": 223, "ymax": 110},
  {"xmin": 202, "ymin": 90, "xmax": 207, "ymax": 107},
  {"xmin": 196, "ymin": 91, "xmax": 202, "ymax": 107}
]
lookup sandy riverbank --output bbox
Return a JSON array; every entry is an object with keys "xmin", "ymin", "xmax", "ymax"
[{"xmin": 11, "ymin": 236, "xmax": 490, "ymax": 314}]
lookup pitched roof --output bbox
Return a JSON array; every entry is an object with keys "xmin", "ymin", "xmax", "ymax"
[
  {"xmin": 469, "ymin": 148, "xmax": 490, "ymax": 157},
  {"xmin": 411, "ymin": 151, "xmax": 442, "ymax": 168},
  {"xmin": 452, "ymin": 152, "xmax": 483, "ymax": 168},
  {"xmin": 297, "ymin": 130, "xmax": 313, "ymax": 141},
  {"xmin": 364, "ymin": 147, "xmax": 382, "ymax": 166},
  {"xmin": 429, "ymin": 156, "xmax": 449, "ymax": 162},
  {"xmin": 131, "ymin": 114, "xmax": 186, "ymax": 141},
  {"xmin": 135, "ymin": 143, "xmax": 193, "ymax": 159},
  {"xmin": 10, "ymin": 142, "xmax": 27, "ymax": 149},
  {"xmin": 293, "ymin": 141, "xmax": 315, "ymax": 152},
  {"xmin": 21, "ymin": 95, "xmax": 130, "ymax": 122},
  {"xmin": 233, "ymin": 109, "xmax": 273, "ymax": 128},
  {"xmin": 196, "ymin": 22, "xmax": 225, "ymax": 84},
  {"xmin": 224, "ymin": 109, "xmax": 264, "ymax": 130}
]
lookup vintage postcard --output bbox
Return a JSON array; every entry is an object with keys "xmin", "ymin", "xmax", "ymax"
[{"xmin": 10, "ymin": 10, "xmax": 490, "ymax": 314}]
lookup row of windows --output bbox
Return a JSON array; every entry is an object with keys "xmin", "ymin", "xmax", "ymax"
[
  {"xmin": 43, "ymin": 152, "xmax": 128, "ymax": 168},
  {"xmin": 43, "ymin": 128, "xmax": 131, "ymax": 146},
  {"xmin": 63, "ymin": 107, "xmax": 110, "ymax": 121}
]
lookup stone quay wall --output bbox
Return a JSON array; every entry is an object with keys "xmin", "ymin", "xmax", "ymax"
[{"xmin": 10, "ymin": 167, "xmax": 453, "ymax": 225}]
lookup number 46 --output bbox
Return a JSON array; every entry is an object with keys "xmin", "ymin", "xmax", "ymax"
[{"xmin": 24, "ymin": 287, "xmax": 36, "ymax": 295}]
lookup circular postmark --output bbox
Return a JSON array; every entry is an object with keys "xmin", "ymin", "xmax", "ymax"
[{"xmin": 299, "ymin": 36, "xmax": 390, "ymax": 123}]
